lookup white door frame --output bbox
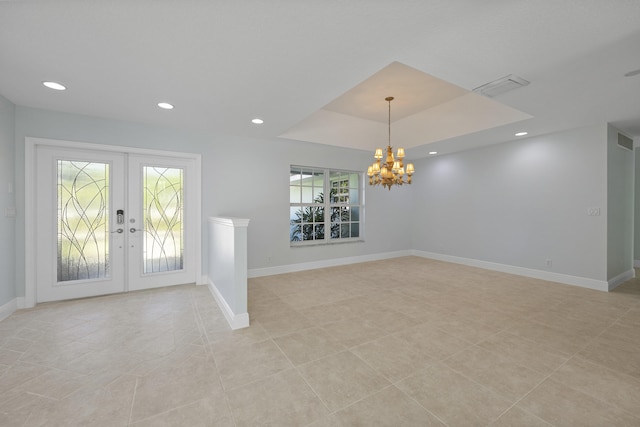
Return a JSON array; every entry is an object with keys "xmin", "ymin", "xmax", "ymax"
[{"xmin": 25, "ymin": 137, "xmax": 203, "ymax": 307}]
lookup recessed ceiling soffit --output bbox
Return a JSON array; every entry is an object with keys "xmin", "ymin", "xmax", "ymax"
[{"xmin": 279, "ymin": 61, "xmax": 533, "ymax": 153}]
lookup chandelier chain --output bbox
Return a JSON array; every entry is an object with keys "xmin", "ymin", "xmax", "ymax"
[{"xmin": 388, "ymin": 97, "xmax": 391, "ymax": 146}]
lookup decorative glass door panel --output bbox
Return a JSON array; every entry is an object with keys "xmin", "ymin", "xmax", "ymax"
[
  {"xmin": 128, "ymin": 155, "xmax": 196, "ymax": 292},
  {"xmin": 142, "ymin": 166, "xmax": 184, "ymax": 274},
  {"xmin": 57, "ymin": 160, "xmax": 111, "ymax": 282}
]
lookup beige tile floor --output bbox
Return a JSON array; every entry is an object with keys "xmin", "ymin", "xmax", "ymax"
[{"xmin": 1, "ymin": 256, "xmax": 640, "ymax": 426}]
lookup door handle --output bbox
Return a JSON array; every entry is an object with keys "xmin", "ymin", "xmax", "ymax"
[
  {"xmin": 130, "ymin": 228, "xmax": 143, "ymax": 233},
  {"xmin": 111, "ymin": 228, "xmax": 124, "ymax": 234}
]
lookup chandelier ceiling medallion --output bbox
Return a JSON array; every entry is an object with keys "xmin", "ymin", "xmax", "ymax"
[{"xmin": 367, "ymin": 96, "xmax": 414, "ymax": 190}]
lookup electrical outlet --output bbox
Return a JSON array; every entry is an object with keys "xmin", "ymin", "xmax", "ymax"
[
  {"xmin": 546, "ymin": 259, "xmax": 552, "ymax": 267},
  {"xmin": 587, "ymin": 207, "xmax": 601, "ymax": 216}
]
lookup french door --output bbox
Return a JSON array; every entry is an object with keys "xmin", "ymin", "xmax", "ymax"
[{"xmin": 34, "ymin": 145, "xmax": 199, "ymax": 303}]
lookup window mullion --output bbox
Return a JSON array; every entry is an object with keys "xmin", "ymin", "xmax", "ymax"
[{"xmin": 323, "ymin": 170, "xmax": 329, "ymax": 242}]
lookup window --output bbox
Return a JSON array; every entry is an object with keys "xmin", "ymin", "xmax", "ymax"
[{"xmin": 290, "ymin": 166, "xmax": 362, "ymax": 244}]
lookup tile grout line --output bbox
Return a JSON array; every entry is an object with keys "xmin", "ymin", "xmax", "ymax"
[
  {"xmin": 430, "ymin": 300, "xmax": 632, "ymax": 424},
  {"xmin": 228, "ymin": 327, "xmax": 333, "ymax": 416},
  {"xmin": 437, "ymin": 342, "xmax": 555, "ymax": 426},
  {"xmin": 126, "ymin": 376, "xmax": 139, "ymax": 426},
  {"xmin": 488, "ymin": 310, "xmax": 640, "ymax": 425},
  {"xmin": 347, "ymin": 348, "xmax": 450, "ymax": 426},
  {"xmin": 189, "ymin": 287, "xmax": 238, "ymax": 427}
]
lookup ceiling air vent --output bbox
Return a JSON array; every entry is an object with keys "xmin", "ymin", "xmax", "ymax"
[
  {"xmin": 618, "ymin": 132, "xmax": 633, "ymax": 151},
  {"xmin": 473, "ymin": 74, "xmax": 530, "ymax": 98}
]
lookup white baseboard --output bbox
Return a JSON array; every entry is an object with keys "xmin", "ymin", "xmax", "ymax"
[
  {"xmin": 206, "ymin": 279, "xmax": 250, "ymax": 330},
  {"xmin": 248, "ymin": 250, "xmax": 412, "ymax": 278},
  {"xmin": 607, "ymin": 269, "xmax": 635, "ymax": 291},
  {"xmin": 244, "ymin": 249, "xmax": 624, "ymax": 293},
  {"xmin": 411, "ymin": 250, "xmax": 610, "ymax": 292},
  {"xmin": 0, "ymin": 298, "xmax": 18, "ymax": 322}
]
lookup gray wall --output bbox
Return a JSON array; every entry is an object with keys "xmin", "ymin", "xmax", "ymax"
[
  {"xmin": 410, "ymin": 124, "xmax": 608, "ymax": 282},
  {"xmin": 0, "ymin": 95, "xmax": 16, "ymax": 307},
  {"xmin": 607, "ymin": 124, "xmax": 634, "ymax": 279},
  {"xmin": 13, "ymin": 106, "xmax": 413, "ymax": 298},
  {"xmin": 5, "ymin": 103, "xmax": 636, "ymax": 303}
]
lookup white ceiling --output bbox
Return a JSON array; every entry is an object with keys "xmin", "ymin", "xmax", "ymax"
[{"xmin": 1, "ymin": 0, "xmax": 639, "ymax": 159}]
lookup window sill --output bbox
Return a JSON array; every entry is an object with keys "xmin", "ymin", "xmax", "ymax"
[{"xmin": 290, "ymin": 238, "xmax": 364, "ymax": 248}]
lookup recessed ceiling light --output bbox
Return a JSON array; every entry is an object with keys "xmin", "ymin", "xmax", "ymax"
[
  {"xmin": 42, "ymin": 81, "xmax": 66, "ymax": 91},
  {"xmin": 157, "ymin": 102, "xmax": 174, "ymax": 110},
  {"xmin": 429, "ymin": 151, "xmax": 438, "ymax": 155},
  {"xmin": 515, "ymin": 131, "xmax": 528, "ymax": 136},
  {"xmin": 251, "ymin": 118, "xmax": 264, "ymax": 124}
]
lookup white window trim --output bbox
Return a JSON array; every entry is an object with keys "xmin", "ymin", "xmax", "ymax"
[{"xmin": 290, "ymin": 165, "xmax": 364, "ymax": 247}]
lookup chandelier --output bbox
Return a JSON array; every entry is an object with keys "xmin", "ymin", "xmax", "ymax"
[{"xmin": 367, "ymin": 96, "xmax": 414, "ymax": 190}]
